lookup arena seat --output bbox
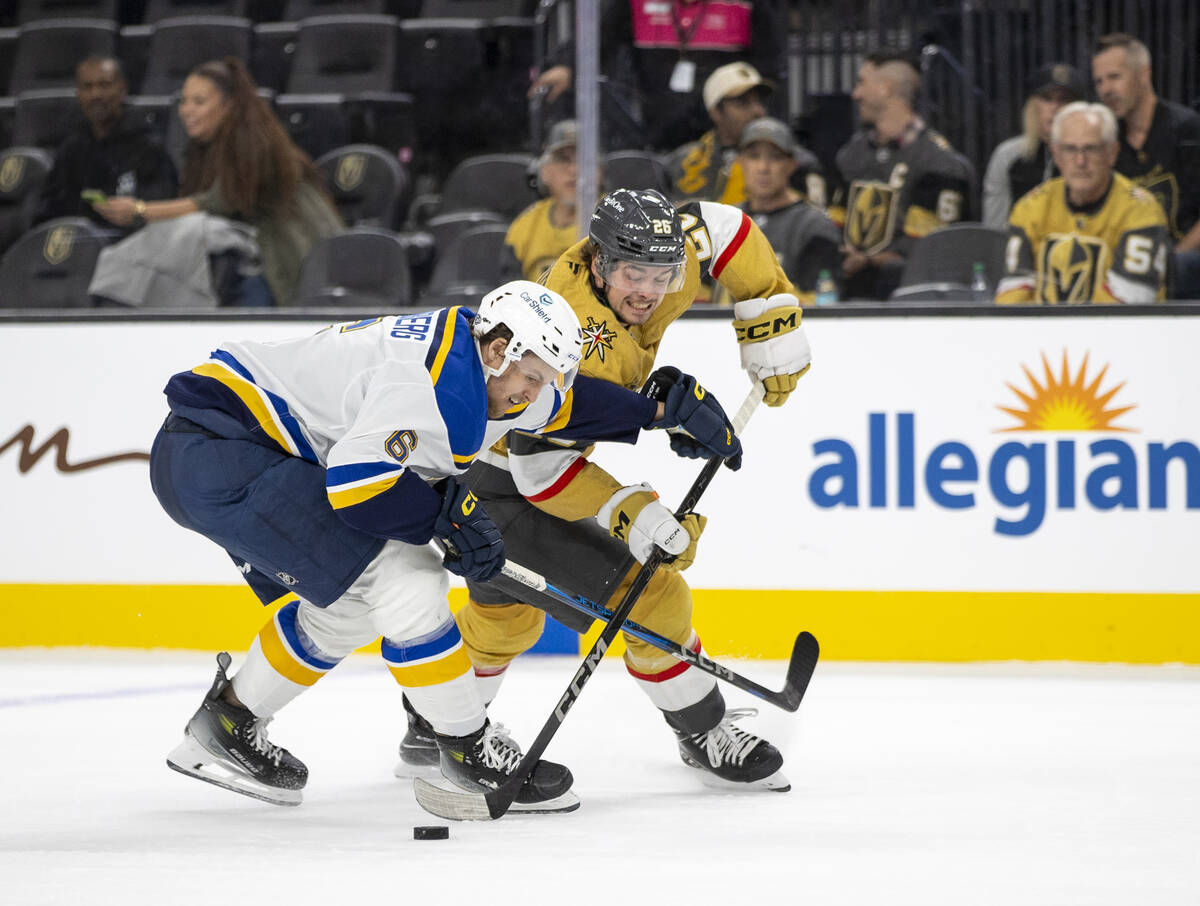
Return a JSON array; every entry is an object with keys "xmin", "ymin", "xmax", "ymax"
[
  {"xmin": 282, "ymin": 0, "xmax": 390, "ymax": 17},
  {"xmin": 603, "ymin": 150, "xmax": 670, "ymax": 195},
  {"xmin": 0, "ymin": 217, "xmax": 119, "ymax": 308},
  {"xmin": 14, "ymin": 0, "xmax": 120, "ymax": 25},
  {"xmin": 421, "ymin": 209, "xmax": 507, "ymax": 259},
  {"xmin": 141, "ymin": 0, "xmax": 249, "ymax": 22},
  {"xmin": 293, "ymin": 226, "xmax": 413, "ymax": 307},
  {"xmin": 436, "ymin": 152, "xmax": 538, "ymax": 219},
  {"xmin": 423, "ymin": 221, "xmax": 507, "ymax": 303},
  {"xmin": 889, "ymin": 223, "xmax": 1009, "ymax": 304},
  {"xmin": 0, "ymin": 145, "xmax": 53, "ymax": 255},
  {"xmin": 138, "ymin": 16, "xmax": 252, "ymax": 96},
  {"xmin": 315, "ymin": 143, "xmax": 411, "ymax": 230},
  {"xmin": 7, "ymin": 18, "xmax": 117, "ymax": 94},
  {"xmin": 11, "ymin": 88, "xmax": 79, "ymax": 148}
]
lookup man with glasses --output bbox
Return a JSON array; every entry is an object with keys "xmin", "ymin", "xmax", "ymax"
[{"xmin": 996, "ymin": 102, "xmax": 1169, "ymax": 304}]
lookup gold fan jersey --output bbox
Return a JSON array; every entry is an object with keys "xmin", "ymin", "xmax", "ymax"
[
  {"xmin": 502, "ymin": 198, "xmax": 579, "ymax": 282},
  {"xmin": 829, "ymin": 120, "xmax": 973, "ymax": 256},
  {"xmin": 492, "ymin": 199, "xmax": 798, "ymax": 523},
  {"xmin": 996, "ymin": 173, "xmax": 1169, "ymax": 305}
]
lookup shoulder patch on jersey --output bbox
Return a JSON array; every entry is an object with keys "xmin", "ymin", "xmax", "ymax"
[
  {"xmin": 384, "ymin": 429, "xmax": 418, "ymax": 463},
  {"xmin": 581, "ymin": 315, "xmax": 618, "ymax": 362}
]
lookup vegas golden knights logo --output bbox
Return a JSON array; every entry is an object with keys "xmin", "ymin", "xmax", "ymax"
[
  {"xmin": 845, "ymin": 180, "xmax": 899, "ymax": 255},
  {"xmin": 334, "ymin": 154, "xmax": 367, "ymax": 191},
  {"xmin": 1037, "ymin": 233, "xmax": 1107, "ymax": 304},
  {"xmin": 43, "ymin": 225, "xmax": 76, "ymax": 266},
  {"xmin": 0, "ymin": 155, "xmax": 25, "ymax": 193}
]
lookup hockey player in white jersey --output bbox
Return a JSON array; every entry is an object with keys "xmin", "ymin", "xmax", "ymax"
[{"xmin": 150, "ymin": 281, "xmax": 743, "ymax": 811}]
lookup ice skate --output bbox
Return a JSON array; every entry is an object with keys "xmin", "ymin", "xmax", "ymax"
[
  {"xmin": 166, "ymin": 652, "xmax": 308, "ymax": 806},
  {"xmin": 393, "ymin": 694, "xmax": 439, "ymax": 778},
  {"xmin": 428, "ymin": 720, "xmax": 580, "ymax": 814},
  {"xmin": 675, "ymin": 707, "xmax": 790, "ymax": 792}
]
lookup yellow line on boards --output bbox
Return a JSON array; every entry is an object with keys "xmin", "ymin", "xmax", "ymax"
[{"xmin": 1, "ymin": 585, "xmax": 1197, "ymax": 664}]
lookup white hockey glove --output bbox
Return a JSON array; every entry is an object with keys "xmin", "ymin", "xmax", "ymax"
[
  {"xmin": 732, "ymin": 294, "xmax": 812, "ymax": 407},
  {"xmin": 596, "ymin": 483, "xmax": 707, "ymax": 572}
]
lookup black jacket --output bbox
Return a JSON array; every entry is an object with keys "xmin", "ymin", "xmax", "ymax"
[{"xmin": 36, "ymin": 106, "xmax": 178, "ymax": 226}]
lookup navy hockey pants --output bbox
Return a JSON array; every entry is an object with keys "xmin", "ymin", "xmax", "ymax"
[{"xmin": 149, "ymin": 412, "xmax": 385, "ymax": 608}]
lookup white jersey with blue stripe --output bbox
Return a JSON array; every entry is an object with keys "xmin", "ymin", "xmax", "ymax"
[{"xmin": 171, "ymin": 307, "xmax": 565, "ymax": 506}]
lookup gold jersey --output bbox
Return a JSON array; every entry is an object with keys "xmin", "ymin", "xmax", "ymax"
[
  {"xmin": 502, "ymin": 198, "xmax": 580, "ymax": 282},
  {"xmin": 996, "ymin": 172, "xmax": 1170, "ymax": 304}
]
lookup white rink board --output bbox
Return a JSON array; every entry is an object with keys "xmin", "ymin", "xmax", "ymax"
[{"xmin": 0, "ymin": 314, "xmax": 1197, "ymax": 593}]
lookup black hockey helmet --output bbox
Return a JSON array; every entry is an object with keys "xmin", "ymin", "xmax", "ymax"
[{"xmin": 588, "ymin": 188, "xmax": 687, "ymax": 293}]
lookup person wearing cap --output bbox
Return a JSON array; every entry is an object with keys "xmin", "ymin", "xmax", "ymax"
[
  {"xmin": 828, "ymin": 51, "xmax": 974, "ymax": 301},
  {"xmin": 501, "ymin": 120, "xmax": 590, "ymax": 282},
  {"xmin": 665, "ymin": 62, "xmax": 771, "ymax": 204},
  {"xmin": 982, "ymin": 62, "xmax": 1087, "ymax": 229},
  {"xmin": 526, "ymin": 0, "xmax": 785, "ymax": 152},
  {"xmin": 737, "ymin": 116, "xmax": 842, "ymax": 304},
  {"xmin": 1093, "ymin": 33, "xmax": 1200, "ymax": 298}
]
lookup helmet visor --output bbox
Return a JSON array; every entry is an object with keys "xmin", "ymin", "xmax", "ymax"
[{"xmin": 598, "ymin": 258, "xmax": 687, "ymax": 297}]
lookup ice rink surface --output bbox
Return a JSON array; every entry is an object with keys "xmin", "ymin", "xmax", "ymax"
[{"xmin": 2, "ymin": 648, "xmax": 1198, "ymax": 906}]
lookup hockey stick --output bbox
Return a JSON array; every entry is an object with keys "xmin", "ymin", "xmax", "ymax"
[
  {"xmin": 498, "ymin": 557, "xmax": 818, "ymax": 712},
  {"xmin": 416, "ymin": 456, "xmax": 723, "ymax": 821},
  {"xmin": 414, "ymin": 381, "xmax": 764, "ymax": 821}
]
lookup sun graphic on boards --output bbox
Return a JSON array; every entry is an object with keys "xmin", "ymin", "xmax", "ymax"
[{"xmin": 997, "ymin": 351, "xmax": 1136, "ymax": 432}]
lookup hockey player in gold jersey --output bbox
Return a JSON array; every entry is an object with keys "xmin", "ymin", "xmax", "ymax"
[
  {"xmin": 397, "ymin": 188, "xmax": 811, "ymax": 792},
  {"xmin": 997, "ymin": 102, "xmax": 1169, "ymax": 304}
]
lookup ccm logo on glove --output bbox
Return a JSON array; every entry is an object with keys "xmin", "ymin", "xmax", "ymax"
[{"xmin": 733, "ymin": 307, "xmax": 798, "ymax": 343}]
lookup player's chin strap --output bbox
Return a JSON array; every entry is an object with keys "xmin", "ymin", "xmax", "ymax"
[
  {"xmin": 477, "ymin": 339, "xmax": 513, "ymax": 381},
  {"xmin": 413, "ymin": 381, "xmax": 768, "ymax": 822}
]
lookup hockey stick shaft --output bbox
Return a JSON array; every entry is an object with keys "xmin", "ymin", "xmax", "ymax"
[
  {"xmin": 478, "ymin": 381, "xmax": 765, "ymax": 818},
  {"xmin": 499, "ymin": 557, "xmax": 815, "ymax": 711},
  {"xmin": 480, "ymin": 453, "xmax": 724, "ymax": 819}
]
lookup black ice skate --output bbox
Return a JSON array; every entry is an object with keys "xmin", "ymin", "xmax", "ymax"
[
  {"xmin": 432, "ymin": 720, "xmax": 580, "ymax": 814},
  {"xmin": 166, "ymin": 652, "xmax": 308, "ymax": 806},
  {"xmin": 392, "ymin": 694, "xmax": 439, "ymax": 778},
  {"xmin": 675, "ymin": 707, "xmax": 791, "ymax": 792}
]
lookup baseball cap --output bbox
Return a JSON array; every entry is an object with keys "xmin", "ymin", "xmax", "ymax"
[
  {"xmin": 1027, "ymin": 63, "xmax": 1087, "ymax": 100},
  {"xmin": 703, "ymin": 62, "xmax": 774, "ymax": 112},
  {"xmin": 543, "ymin": 119, "xmax": 578, "ymax": 154},
  {"xmin": 738, "ymin": 117, "xmax": 797, "ymax": 155}
]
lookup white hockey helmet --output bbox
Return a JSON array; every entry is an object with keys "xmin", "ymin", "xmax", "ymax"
[{"xmin": 473, "ymin": 280, "xmax": 584, "ymax": 388}]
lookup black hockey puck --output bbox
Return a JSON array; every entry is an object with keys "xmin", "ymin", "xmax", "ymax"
[{"xmin": 413, "ymin": 825, "xmax": 450, "ymax": 840}]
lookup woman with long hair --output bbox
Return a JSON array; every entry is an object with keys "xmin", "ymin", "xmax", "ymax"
[{"xmin": 94, "ymin": 57, "xmax": 342, "ymax": 304}]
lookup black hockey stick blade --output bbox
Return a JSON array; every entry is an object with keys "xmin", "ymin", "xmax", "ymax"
[{"xmin": 776, "ymin": 631, "xmax": 820, "ymax": 712}]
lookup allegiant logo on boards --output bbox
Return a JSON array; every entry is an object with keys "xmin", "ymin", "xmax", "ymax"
[{"xmin": 808, "ymin": 351, "xmax": 1200, "ymax": 536}]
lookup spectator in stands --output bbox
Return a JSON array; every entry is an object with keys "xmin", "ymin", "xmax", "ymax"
[
  {"xmin": 664, "ymin": 61, "xmax": 769, "ymax": 203},
  {"xmin": 501, "ymin": 120, "xmax": 584, "ymax": 282},
  {"xmin": 996, "ymin": 102, "xmax": 1168, "ymax": 305},
  {"xmin": 828, "ymin": 52, "xmax": 973, "ymax": 301},
  {"xmin": 35, "ymin": 56, "xmax": 177, "ymax": 228},
  {"xmin": 90, "ymin": 57, "xmax": 342, "ymax": 306},
  {"xmin": 528, "ymin": 0, "xmax": 785, "ymax": 152},
  {"xmin": 982, "ymin": 62, "xmax": 1087, "ymax": 229},
  {"xmin": 737, "ymin": 117, "xmax": 841, "ymax": 305},
  {"xmin": 1092, "ymin": 33, "xmax": 1200, "ymax": 299}
]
